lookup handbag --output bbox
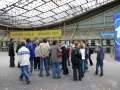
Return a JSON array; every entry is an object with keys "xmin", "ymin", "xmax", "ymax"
[{"xmin": 57, "ymin": 46, "xmax": 63, "ymax": 57}]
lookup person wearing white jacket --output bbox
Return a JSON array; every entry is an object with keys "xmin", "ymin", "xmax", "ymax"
[
  {"xmin": 80, "ymin": 43, "xmax": 85, "ymax": 78},
  {"xmin": 17, "ymin": 41, "xmax": 30, "ymax": 84}
]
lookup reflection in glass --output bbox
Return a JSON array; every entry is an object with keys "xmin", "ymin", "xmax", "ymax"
[{"xmin": 95, "ymin": 40, "xmax": 100, "ymax": 46}]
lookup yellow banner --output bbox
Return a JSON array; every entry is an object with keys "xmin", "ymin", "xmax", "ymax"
[{"xmin": 10, "ymin": 30, "xmax": 61, "ymax": 38}]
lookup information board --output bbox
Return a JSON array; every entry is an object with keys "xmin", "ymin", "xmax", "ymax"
[{"xmin": 10, "ymin": 30, "xmax": 61, "ymax": 38}]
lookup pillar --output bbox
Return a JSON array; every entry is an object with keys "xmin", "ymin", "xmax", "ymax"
[{"xmin": 114, "ymin": 13, "xmax": 120, "ymax": 61}]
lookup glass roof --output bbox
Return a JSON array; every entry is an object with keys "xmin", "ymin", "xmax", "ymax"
[{"xmin": 0, "ymin": 0, "xmax": 113, "ymax": 28}]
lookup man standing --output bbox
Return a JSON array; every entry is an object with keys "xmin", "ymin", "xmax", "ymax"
[
  {"xmin": 38, "ymin": 38, "xmax": 50, "ymax": 77},
  {"xmin": 25, "ymin": 38, "xmax": 34, "ymax": 75},
  {"xmin": 8, "ymin": 38, "xmax": 15, "ymax": 67},
  {"xmin": 94, "ymin": 44, "xmax": 105, "ymax": 77}
]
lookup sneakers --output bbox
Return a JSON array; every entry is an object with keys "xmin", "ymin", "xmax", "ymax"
[
  {"xmin": 26, "ymin": 80, "xmax": 31, "ymax": 84},
  {"xmin": 94, "ymin": 74, "xmax": 98, "ymax": 76},
  {"xmin": 29, "ymin": 73, "xmax": 34, "ymax": 76},
  {"xmin": 46, "ymin": 74, "xmax": 50, "ymax": 76},
  {"xmin": 38, "ymin": 74, "xmax": 43, "ymax": 77},
  {"xmin": 19, "ymin": 78, "xmax": 23, "ymax": 81},
  {"xmin": 99, "ymin": 75, "xmax": 104, "ymax": 77},
  {"xmin": 86, "ymin": 69, "xmax": 89, "ymax": 72}
]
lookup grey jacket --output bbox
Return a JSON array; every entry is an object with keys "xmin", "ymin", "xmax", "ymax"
[{"xmin": 50, "ymin": 45, "xmax": 62, "ymax": 63}]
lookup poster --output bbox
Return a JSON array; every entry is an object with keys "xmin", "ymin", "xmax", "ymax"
[
  {"xmin": 87, "ymin": 40, "xmax": 91, "ymax": 45},
  {"xmin": 102, "ymin": 40, "xmax": 107, "ymax": 46},
  {"xmin": 2, "ymin": 41, "xmax": 6, "ymax": 47},
  {"xmin": 14, "ymin": 42, "xmax": 18, "ymax": 51},
  {"xmin": 65, "ymin": 41, "xmax": 69, "ymax": 45},
  {"xmin": 95, "ymin": 40, "xmax": 100, "ymax": 46},
  {"xmin": 110, "ymin": 40, "xmax": 114, "ymax": 45}
]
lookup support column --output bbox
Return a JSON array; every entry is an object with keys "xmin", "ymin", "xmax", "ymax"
[{"xmin": 114, "ymin": 13, "xmax": 120, "ymax": 61}]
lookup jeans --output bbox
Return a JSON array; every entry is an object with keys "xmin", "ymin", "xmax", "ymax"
[
  {"xmin": 34, "ymin": 57, "xmax": 40, "ymax": 69},
  {"xmin": 95, "ymin": 60, "xmax": 104, "ymax": 76},
  {"xmin": 29, "ymin": 59, "xmax": 33, "ymax": 73},
  {"xmin": 40, "ymin": 57, "xmax": 49, "ymax": 75},
  {"xmin": 10, "ymin": 56, "xmax": 15, "ymax": 67},
  {"xmin": 89, "ymin": 54, "xmax": 93, "ymax": 65},
  {"xmin": 85, "ymin": 58, "xmax": 88, "ymax": 72},
  {"xmin": 52, "ymin": 62, "xmax": 60, "ymax": 78},
  {"xmin": 81, "ymin": 60, "xmax": 85, "ymax": 77},
  {"xmin": 19, "ymin": 65, "xmax": 29, "ymax": 82},
  {"xmin": 72, "ymin": 63, "xmax": 82, "ymax": 81},
  {"xmin": 48, "ymin": 57, "xmax": 50, "ymax": 70},
  {"xmin": 62, "ymin": 60, "xmax": 69, "ymax": 75}
]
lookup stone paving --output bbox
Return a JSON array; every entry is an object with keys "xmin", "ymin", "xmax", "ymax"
[{"xmin": 0, "ymin": 52, "xmax": 120, "ymax": 90}]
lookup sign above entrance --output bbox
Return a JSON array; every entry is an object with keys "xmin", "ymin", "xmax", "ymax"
[{"xmin": 10, "ymin": 30, "xmax": 61, "ymax": 38}]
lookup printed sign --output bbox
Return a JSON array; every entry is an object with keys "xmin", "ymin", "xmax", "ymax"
[{"xmin": 10, "ymin": 30, "xmax": 61, "ymax": 38}]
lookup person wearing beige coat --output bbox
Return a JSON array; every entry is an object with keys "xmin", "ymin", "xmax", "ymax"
[{"xmin": 38, "ymin": 38, "xmax": 50, "ymax": 77}]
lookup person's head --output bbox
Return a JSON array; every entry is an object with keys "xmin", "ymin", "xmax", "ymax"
[
  {"xmin": 97, "ymin": 44, "xmax": 102, "ymax": 50},
  {"xmin": 18, "ymin": 41, "xmax": 21, "ymax": 44},
  {"xmin": 10, "ymin": 38, "xmax": 14, "ymax": 42},
  {"xmin": 35, "ymin": 39, "xmax": 39, "ymax": 44},
  {"xmin": 52, "ymin": 39, "xmax": 58, "ymax": 45},
  {"xmin": 42, "ymin": 38, "xmax": 47, "ymax": 43},
  {"xmin": 80, "ymin": 43, "xmax": 84, "ymax": 49},
  {"xmin": 75, "ymin": 42, "xmax": 80, "ymax": 48},
  {"xmin": 61, "ymin": 41, "xmax": 65, "ymax": 47},
  {"xmin": 26, "ymin": 38, "xmax": 30, "ymax": 42},
  {"xmin": 82, "ymin": 40, "xmax": 86, "ymax": 44},
  {"xmin": 69, "ymin": 42, "xmax": 73, "ymax": 47},
  {"xmin": 21, "ymin": 41, "xmax": 25, "ymax": 46}
]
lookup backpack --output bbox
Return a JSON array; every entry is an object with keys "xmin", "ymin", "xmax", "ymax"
[
  {"xmin": 71, "ymin": 48, "xmax": 81, "ymax": 63},
  {"xmin": 85, "ymin": 46, "xmax": 89, "ymax": 58},
  {"xmin": 89, "ymin": 48, "xmax": 93, "ymax": 54}
]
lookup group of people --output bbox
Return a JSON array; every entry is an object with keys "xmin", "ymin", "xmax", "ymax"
[{"xmin": 8, "ymin": 38, "xmax": 105, "ymax": 84}]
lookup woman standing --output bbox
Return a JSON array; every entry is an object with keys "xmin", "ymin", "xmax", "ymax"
[
  {"xmin": 50, "ymin": 40, "xmax": 62, "ymax": 79},
  {"xmin": 80, "ymin": 43, "xmax": 85, "ymax": 78},
  {"xmin": 71, "ymin": 42, "xmax": 82, "ymax": 81}
]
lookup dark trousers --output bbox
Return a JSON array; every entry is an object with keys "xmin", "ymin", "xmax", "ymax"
[
  {"xmin": 10, "ymin": 56, "xmax": 15, "ymax": 67},
  {"xmin": 34, "ymin": 57, "xmax": 40, "ymax": 69},
  {"xmin": 89, "ymin": 54, "xmax": 93, "ymax": 65},
  {"xmin": 72, "ymin": 63, "xmax": 82, "ymax": 81},
  {"xmin": 67, "ymin": 57, "xmax": 70, "ymax": 66},
  {"xmin": 62, "ymin": 60, "xmax": 69, "ymax": 75}
]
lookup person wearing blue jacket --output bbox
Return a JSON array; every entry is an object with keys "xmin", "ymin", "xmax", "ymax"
[
  {"xmin": 94, "ymin": 44, "xmax": 105, "ymax": 77},
  {"xmin": 25, "ymin": 38, "xmax": 34, "ymax": 75}
]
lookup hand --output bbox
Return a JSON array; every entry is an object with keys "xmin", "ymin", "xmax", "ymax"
[{"xmin": 42, "ymin": 55, "xmax": 46, "ymax": 58}]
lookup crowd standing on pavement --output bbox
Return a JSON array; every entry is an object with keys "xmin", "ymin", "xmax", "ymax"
[{"xmin": 8, "ymin": 38, "xmax": 105, "ymax": 84}]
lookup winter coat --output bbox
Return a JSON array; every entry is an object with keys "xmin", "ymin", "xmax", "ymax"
[
  {"xmin": 39, "ymin": 43, "xmax": 50, "ymax": 57},
  {"xmin": 96, "ymin": 48, "xmax": 105, "ymax": 61},
  {"xmin": 71, "ymin": 47, "xmax": 82, "ymax": 64},
  {"xmin": 61, "ymin": 46, "xmax": 68, "ymax": 61},
  {"xmin": 50, "ymin": 45, "xmax": 62, "ymax": 63},
  {"xmin": 17, "ymin": 46, "xmax": 30, "ymax": 66},
  {"xmin": 25, "ymin": 42, "xmax": 34, "ymax": 60},
  {"xmin": 16, "ymin": 43, "xmax": 21, "ymax": 53},
  {"xmin": 8, "ymin": 42, "xmax": 15, "ymax": 56}
]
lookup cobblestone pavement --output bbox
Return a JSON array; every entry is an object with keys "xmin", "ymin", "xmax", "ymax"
[{"xmin": 0, "ymin": 52, "xmax": 120, "ymax": 90}]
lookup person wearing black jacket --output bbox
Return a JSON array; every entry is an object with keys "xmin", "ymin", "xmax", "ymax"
[
  {"xmin": 8, "ymin": 38, "xmax": 15, "ymax": 67},
  {"xmin": 16, "ymin": 41, "xmax": 21, "ymax": 68},
  {"xmin": 71, "ymin": 42, "xmax": 82, "ymax": 81},
  {"xmin": 61, "ymin": 41, "xmax": 69, "ymax": 76}
]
